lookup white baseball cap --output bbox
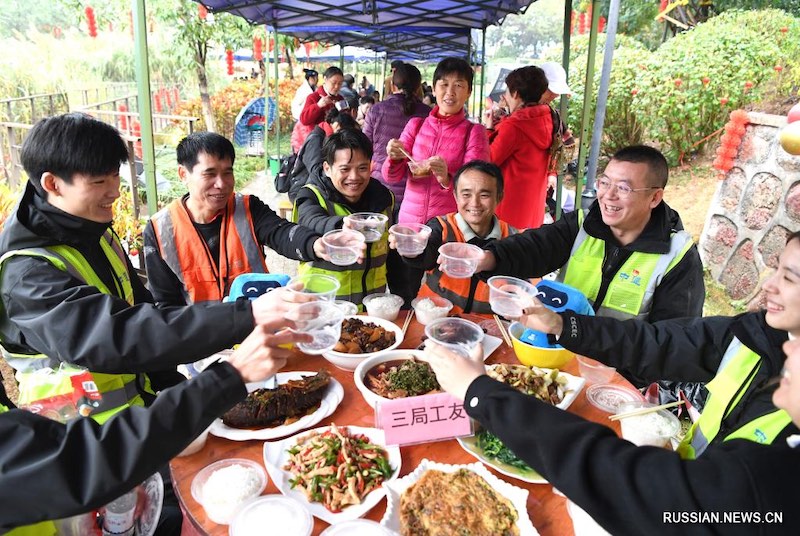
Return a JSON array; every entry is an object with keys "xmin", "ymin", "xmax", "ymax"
[{"xmin": 540, "ymin": 62, "xmax": 572, "ymax": 95}]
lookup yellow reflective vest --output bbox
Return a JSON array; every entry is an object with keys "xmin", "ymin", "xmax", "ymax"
[
  {"xmin": 677, "ymin": 338, "xmax": 792, "ymax": 459},
  {"xmin": 0, "ymin": 229, "xmax": 153, "ymax": 424},
  {"xmin": 557, "ymin": 210, "xmax": 694, "ymax": 320},
  {"xmin": 292, "ymin": 184, "xmax": 392, "ymax": 308}
]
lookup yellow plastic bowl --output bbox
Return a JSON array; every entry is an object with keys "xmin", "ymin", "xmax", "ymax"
[{"xmin": 509, "ymin": 322, "xmax": 574, "ymax": 369}]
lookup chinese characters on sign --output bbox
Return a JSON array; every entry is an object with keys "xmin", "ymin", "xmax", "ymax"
[{"xmin": 377, "ymin": 393, "xmax": 473, "ymax": 446}]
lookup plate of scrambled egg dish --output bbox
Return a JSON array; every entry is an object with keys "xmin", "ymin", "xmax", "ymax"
[{"xmin": 381, "ymin": 459, "xmax": 538, "ymax": 536}]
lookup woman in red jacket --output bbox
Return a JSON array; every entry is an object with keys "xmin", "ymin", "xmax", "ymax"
[{"xmin": 486, "ymin": 66, "xmax": 554, "ymax": 230}]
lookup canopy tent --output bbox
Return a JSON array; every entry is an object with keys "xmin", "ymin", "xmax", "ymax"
[{"xmin": 234, "ymin": 44, "xmax": 385, "ymax": 62}]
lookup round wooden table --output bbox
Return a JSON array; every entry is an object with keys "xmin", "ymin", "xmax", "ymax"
[{"xmin": 170, "ymin": 312, "xmax": 630, "ymax": 535}]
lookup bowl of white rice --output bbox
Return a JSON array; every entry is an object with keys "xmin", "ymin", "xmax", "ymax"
[
  {"xmin": 363, "ymin": 293, "xmax": 404, "ymax": 320},
  {"xmin": 411, "ymin": 296, "xmax": 453, "ymax": 325},
  {"xmin": 616, "ymin": 402, "xmax": 681, "ymax": 448},
  {"xmin": 190, "ymin": 458, "xmax": 267, "ymax": 525}
]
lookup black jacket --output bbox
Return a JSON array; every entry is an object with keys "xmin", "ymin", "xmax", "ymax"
[
  {"xmin": 557, "ymin": 310, "xmax": 798, "ymax": 444},
  {"xmin": 485, "ymin": 200, "xmax": 705, "ymax": 322},
  {"xmin": 142, "ymin": 193, "xmax": 321, "ymax": 306},
  {"xmin": 288, "ymin": 125, "xmax": 326, "ymax": 201},
  {"xmin": 466, "ymin": 374, "xmax": 800, "ymax": 535},
  {"xmin": 294, "ymin": 171, "xmax": 393, "ymax": 234},
  {"xmin": 0, "ymin": 184, "xmax": 255, "ymax": 376},
  {"xmin": 0, "ymin": 362, "xmax": 246, "ymax": 531}
]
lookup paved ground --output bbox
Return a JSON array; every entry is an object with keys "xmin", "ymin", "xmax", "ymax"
[{"xmin": 241, "ymin": 170, "xmax": 300, "ymax": 277}]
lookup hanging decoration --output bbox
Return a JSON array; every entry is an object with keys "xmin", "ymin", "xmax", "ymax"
[
  {"xmin": 303, "ymin": 42, "xmax": 312, "ymax": 57},
  {"xmin": 198, "ymin": 4, "xmax": 208, "ymax": 20},
  {"xmin": 598, "ymin": 16, "xmax": 606, "ymax": 33},
  {"xmin": 268, "ymin": 37, "xmax": 275, "ymax": 53},
  {"xmin": 85, "ymin": 6, "xmax": 98, "ymax": 38},
  {"xmin": 226, "ymin": 49, "xmax": 234, "ymax": 75},
  {"xmin": 253, "ymin": 37, "xmax": 263, "ymax": 61},
  {"xmin": 713, "ymin": 110, "xmax": 749, "ymax": 177},
  {"xmin": 577, "ymin": 12, "xmax": 586, "ymax": 35}
]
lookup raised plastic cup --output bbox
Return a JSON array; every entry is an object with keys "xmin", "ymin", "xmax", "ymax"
[
  {"xmin": 487, "ymin": 275, "xmax": 538, "ymax": 318},
  {"xmin": 287, "ymin": 301, "xmax": 345, "ymax": 355},
  {"xmin": 408, "ymin": 158, "xmax": 432, "ymax": 178},
  {"xmin": 389, "ymin": 223, "xmax": 432, "ymax": 257},
  {"xmin": 345, "ymin": 212, "xmax": 389, "ymax": 243},
  {"xmin": 424, "ymin": 317, "xmax": 485, "ymax": 358},
  {"xmin": 321, "ymin": 229, "xmax": 365, "ymax": 266},
  {"xmin": 576, "ymin": 355, "xmax": 617, "ymax": 385},
  {"xmin": 332, "ymin": 300, "xmax": 359, "ymax": 316},
  {"xmin": 287, "ymin": 274, "xmax": 340, "ymax": 301},
  {"xmin": 438, "ymin": 242, "xmax": 484, "ymax": 278},
  {"xmin": 617, "ymin": 401, "xmax": 681, "ymax": 448}
]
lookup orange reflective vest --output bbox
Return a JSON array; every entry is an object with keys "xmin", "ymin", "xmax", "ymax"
[
  {"xmin": 418, "ymin": 213, "xmax": 515, "ymax": 314},
  {"xmin": 150, "ymin": 194, "xmax": 268, "ymax": 304}
]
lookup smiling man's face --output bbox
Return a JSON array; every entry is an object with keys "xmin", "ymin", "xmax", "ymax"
[
  {"xmin": 324, "ymin": 148, "xmax": 371, "ymax": 203},
  {"xmin": 181, "ymin": 151, "xmax": 235, "ymax": 222}
]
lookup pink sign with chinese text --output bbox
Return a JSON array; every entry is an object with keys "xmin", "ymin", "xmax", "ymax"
[{"xmin": 376, "ymin": 393, "xmax": 473, "ymax": 446}]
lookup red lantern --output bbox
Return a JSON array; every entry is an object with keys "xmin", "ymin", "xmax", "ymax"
[
  {"xmin": 578, "ymin": 12, "xmax": 586, "ymax": 35},
  {"xmin": 303, "ymin": 42, "xmax": 312, "ymax": 57},
  {"xmin": 119, "ymin": 104, "xmax": 128, "ymax": 132},
  {"xmin": 173, "ymin": 87, "xmax": 180, "ymax": 105},
  {"xmin": 154, "ymin": 93, "xmax": 162, "ymax": 113},
  {"xmin": 570, "ymin": 11, "xmax": 576, "ymax": 34},
  {"xmin": 268, "ymin": 38, "xmax": 275, "ymax": 53},
  {"xmin": 598, "ymin": 16, "xmax": 606, "ymax": 33},
  {"xmin": 198, "ymin": 5, "xmax": 208, "ymax": 20},
  {"xmin": 253, "ymin": 38, "xmax": 263, "ymax": 61},
  {"xmin": 658, "ymin": 0, "xmax": 668, "ymax": 22},
  {"xmin": 226, "ymin": 49, "xmax": 234, "ymax": 75},
  {"xmin": 85, "ymin": 6, "xmax": 98, "ymax": 38}
]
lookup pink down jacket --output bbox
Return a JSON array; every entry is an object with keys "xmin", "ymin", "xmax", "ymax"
[{"xmin": 382, "ymin": 106, "xmax": 490, "ymax": 224}]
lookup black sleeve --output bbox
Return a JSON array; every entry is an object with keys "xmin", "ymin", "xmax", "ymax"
[
  {"xmin": 557, "ymin": 312, "xmax": 734, "ymax": 383},
  {"xmin": 294, "ymin": 189, "xmax": 344, "ymax": 234},
  {"xmin": 483, "ymin": 210, "xmax": 580, "ymax": 277},
  {"xmin": 464, "ymin": 375, "xmax": 797, "ymax": 536},
  {"xmin": 647, "ymin": 244, "xmax": 705, "ymax": 322},
  {"xmin": 0, "ymin": 256, "xmax": 255, "ymax": 373},
  {"xmin": 300, "ymin": 130, "xmax": 323, "ymax": 173},
  {"xmin": 0, "ymin": 362, "xmax": 247, "ymax": 529},
  {"xmin": 396, "ymin": 216, "xmax": 445, "ymax": 271},
  {"xmin": 248, "ymin": 195, "xmax": 320, "ymax": 262},
  {"xmin": 142, "ymin": 220, "xmax": 188, "ymax": 307}
]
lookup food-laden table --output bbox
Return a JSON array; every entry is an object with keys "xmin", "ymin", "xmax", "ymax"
[{"xmin": 170, "ymin": 312, "xmax": 631, "ymax": 535}]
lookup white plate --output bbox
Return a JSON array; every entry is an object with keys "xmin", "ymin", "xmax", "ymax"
[
  {"xmin": 486, "ymin": 364, "xmax": 586, "ymax": 411},
  {"xmin": 263, "ymin": 425, "xmax": 402, "ymax": 525},
  {"xmin": 380, "ymin": 459, "xmax": 538, "ymax": 536},
  {"xmin": 209, "ymin": 372, "xmax": 344, "ymax": 441}
]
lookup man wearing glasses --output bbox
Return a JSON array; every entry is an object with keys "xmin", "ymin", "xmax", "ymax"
[{"xmin": 475, "ymin": 145, "xmax": 703, "ymax": 323}]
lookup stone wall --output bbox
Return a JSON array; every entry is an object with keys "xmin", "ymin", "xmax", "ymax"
[{"xmin": 700, "ymin": 112, "xmax": 800, "ymax": 307}]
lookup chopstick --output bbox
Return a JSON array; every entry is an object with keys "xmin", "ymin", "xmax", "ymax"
[
  {"xmin": 401, "ymin": 309, "xmax": 415, "ymax": 338},
  {"xmin": 397, "ymin": 146, "xmax": 418, "ymax": 165},
  {"xmin": 609, "ymin": 400, "xmax": 685, "ymax": 421},
  {"xmin": 493, "ymin": 314, "xmax": 513, "ymax": 347}
]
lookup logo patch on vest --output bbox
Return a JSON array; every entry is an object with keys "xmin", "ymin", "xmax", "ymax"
[
  {"xmin": 618, "ymin": 271, "xmax": 642, "ymax": 286},
  {"xmin": 754, "ymin": 429, "xmax": 767, "ymax": 443}
]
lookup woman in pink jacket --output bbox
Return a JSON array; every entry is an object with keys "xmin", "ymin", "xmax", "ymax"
[{"xmin": 383, "ymin": 57, "xmax": 490, "ymax": 225}]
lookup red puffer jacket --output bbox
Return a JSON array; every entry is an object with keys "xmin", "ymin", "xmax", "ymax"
[
  {"xmin": 490, "ymin": 104, "xmax": 553, "ymax": 230},
  {"xmin": 382, "ymin": 107, "xmax": 490, "ymax": 224}
]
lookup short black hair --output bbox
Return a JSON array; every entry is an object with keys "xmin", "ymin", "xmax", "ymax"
[
  {"xmin": 433, "ymin": 57, "xmax": 474, "ymax": 92},
  {"xmin": 21, "ymin": 113, "xmax": 128, "ymax": 193},
  {"xmin": 176, "ymin": 132, "xmax": 236, "ymax": 170},
  {"xmin": 611, "ymin": 145, "xmax": 669, "ymax": 188},
  {"xmin": 343, "ymin": 74, "xmax": 355, "ymax": 85},
  {"xmin": 322, "ymin": 129, "xmax": 373, "ymax": 165},
  {"xmin": 323, "ymin": 66, "xmax": 344, "ymax": 79},
  {"xmin": 360, "ymin": 96, "xmax": 375, "ymax": 105},
  {"xmin": 331, "ymin": 112, "xmax": 357, "ymax": 130},
  {"xmin": 453, "ymin": 160, "xmax": 504, "ymax": 200},
  {"xmin": 391, "ymin": 60, "xmax": 404, "ymax": 70},
  {"xmin": 505, "ymin": 66, "xmax": 549, "ymax": 104}
]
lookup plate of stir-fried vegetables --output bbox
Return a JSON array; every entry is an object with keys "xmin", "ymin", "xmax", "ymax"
[{"xmin": 263, "ymin": 424, "xmax": 401, "ymax": 524}]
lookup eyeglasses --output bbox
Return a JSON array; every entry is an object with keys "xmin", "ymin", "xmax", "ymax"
[{"xmin": 596, "ymin": 176, "xmax": 661, "ymax": 198}]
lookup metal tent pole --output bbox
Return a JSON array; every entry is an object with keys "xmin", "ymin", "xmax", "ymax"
[
  {"xmin": 576, "ymin": 0, "xmax": 601, "ymax": 210},
  {"xmin": 264, "ymin": 25, "xmax": 270, "ymax": 170},
  {"xmin": 132, "ymin": 0, "xmax": 157, "ymax": 216},
  {"xmin": 555, "ymin": 0, "xmax": 573, "ymax": 220},
  {"xmin": 478, "ymin": 26, "xmax": 486, "ymax": 121},
  {"xmin": 585, "ymin": 0, "xmax": 621, "ymax": 201},
  {"xmin": 273, "ymin": 25, "xmax": 281, "ymax": 159}
]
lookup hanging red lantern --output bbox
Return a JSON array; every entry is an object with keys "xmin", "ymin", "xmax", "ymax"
[
  {"xmin": 173, "ymin": 87, "xmax": 180, "ymax": 105},
  {"xmin": 570, "ymin": 11, "xmax": 576, "ymax": 34},
  {"xmin": 268, "ymin": 38, "xmax": 275, "ymax": 53},
  {"xmin": 658, "ymin": 0, "xmax": 668, "ymax": 22},
  {"xmin": 253, "ymin": 37, "xmax": 263, "ymax": 61},
  {"xmin": 303, "ymin": 42, "xmax": 312, "ymax": 57},
  {"xmin": 198, "ymin": 4, "xmax": 208, "ymax": 20},
  {"xmin": 119, "ymin": 104, "xmax": 128, "ymax": 132},
  {"xmin": 226, "ymin": 49, "xmax": 234, "ymax": 75},
  {"xmin": 578, "ymin": 12, "xmax": 586, "ymax": 34},
  {"xmin": 85, "ymin": 6, "xmax": 98, "ymax": 38},
  {"xmin": 586, "ymin": 4, "xmax": 593, "ymax": 26},
  {"xmin": 154, "ymin": 93, "xmax": 162, "ymax": 113},
  {"xmin": 598, "ymin": 16, "xmax": 606, "ymax": 33}
]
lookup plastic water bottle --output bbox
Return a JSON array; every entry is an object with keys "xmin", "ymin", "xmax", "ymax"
[{"xmin": 102, "ymin": 489, "xmax": 137, "ymax": 536}]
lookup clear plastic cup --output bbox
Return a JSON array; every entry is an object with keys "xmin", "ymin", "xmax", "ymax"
[
  {"xmin": 438, "ymin": 242, "xmax": 483, "ymax": 278},
  {"xmin": 424, "ymin": 317, "xmax": 484, "ymax": 358},
  {"xmin": 287, "ymin": 274, "xmax": 341, "ymax": 301},
  {"xmin": 287, "ymin": 301, "xmax": 345, "ymax": 355},
  {"xmin": 389, "ymin": 223, "xmax": 432, "ymax": 257},
  {"xmin": 487, "ymin": 275, "xmax": 538, "ymax": 318},
  {"xmin": 321, "ymin": 229, "xmax": 365, "ymax": 266},
  {"xmin": 345, "ymin": 212, "xmax": 389, "ymax": 243},
  {"xmin": 617, "ymin": 401, "xmax": 681, "ymax": 447},
  {"xmin": 408, "ymin": 158, "xmax": 432, "ymax": 178}
]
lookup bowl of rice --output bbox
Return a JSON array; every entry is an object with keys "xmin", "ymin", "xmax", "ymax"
[
  {"xmin": 363, "ymin": 293, "xmax": 404, "ymax": 320},
  {"xmin": 190, "ymin": 458, "xmax": 267, "ymax": 525},
  {"xmin": 411, "ymin": 296, "xmax": 453, "ymax": 325}
]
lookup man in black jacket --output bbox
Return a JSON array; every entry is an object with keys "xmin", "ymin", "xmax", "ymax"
[
  {"xmin": 0, "ymin": 307, "xmax": 311, "ymax": 532},
  {"xmin": 143, "ymin": 131, "xmax": 327, "ymax": 306}
]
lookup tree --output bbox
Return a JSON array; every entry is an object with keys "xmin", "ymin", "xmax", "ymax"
[
  {"xmin": 487, "ymin": 0, "xmax": 563, "ymax": 59},
  {"xmin": 153, "ymin": 0, "xmax": 251, "ymax": 132}
]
